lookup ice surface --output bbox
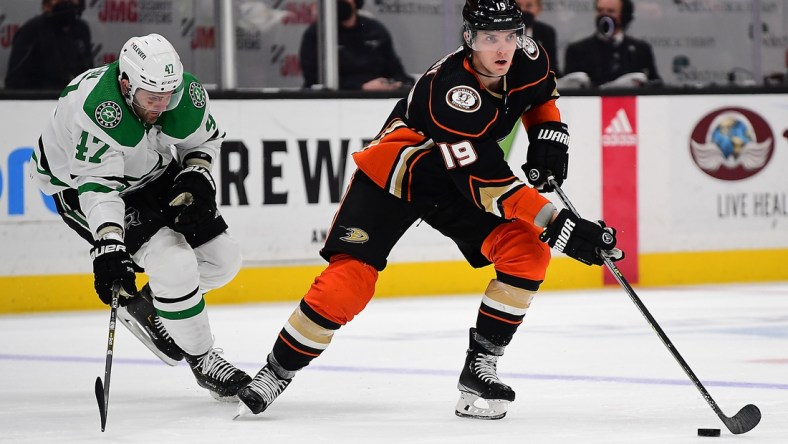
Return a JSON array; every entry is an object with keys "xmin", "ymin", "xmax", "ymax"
[{"xmin": 1, "ymin": 282, "xmax": 786, "ymax": 443}]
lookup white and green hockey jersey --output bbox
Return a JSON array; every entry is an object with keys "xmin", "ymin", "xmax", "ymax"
[{"xmin": 31, "ymin": 61, "xmax": 224, "ymax": 239}]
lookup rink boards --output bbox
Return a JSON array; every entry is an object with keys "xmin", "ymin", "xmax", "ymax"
[{"xmin": 1, "ymin": 93, "xmax": 786, "ymax": 312}]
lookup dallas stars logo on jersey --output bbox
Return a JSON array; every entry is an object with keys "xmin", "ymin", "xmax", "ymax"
[
  {"xmin": 189, "ymin": 82, "xmax": 206, "ymax": 108},
  {"xmin": 95, "ymin": 101, "xmax": 122, "ymax": 128}
]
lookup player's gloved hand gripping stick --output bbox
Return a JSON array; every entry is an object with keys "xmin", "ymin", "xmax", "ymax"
[{"xmin": 547, "ymin": 176, "xmax": 761, "ymax": 435}]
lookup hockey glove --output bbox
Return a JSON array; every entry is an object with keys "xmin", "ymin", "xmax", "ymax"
[
  {"xmin": 168, "ymin": 165, "xmax": 217, "ymax": 233},
  {"xmin": 540, "ymin": 209, "xmax": 624, "ymax": 266},
  {"xmin": 521, "ymin": 121, "xmax": 569, "ymax": 193},
  {"xmin": 91, "ymin": 235, "xmax": 137, "ymax": 305}
]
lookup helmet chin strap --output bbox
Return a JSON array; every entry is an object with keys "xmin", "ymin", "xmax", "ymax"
[
  {"xmin": 472, "ymin": 67, "xmax": 505, "ymax": 78},
  {"xmin": 467, "ymin": 55, "xmax": 506, "ymax": 79}
]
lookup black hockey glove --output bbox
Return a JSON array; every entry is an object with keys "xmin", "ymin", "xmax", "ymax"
[
  {"xmin": 521, "ymin": 121, "xmax": 569, "ymax": 193},
  {"xmin": 91, "ymin": 236, "xmax": 137, "ymax": 305},
  {"xmin": 540, "ymin": 209, "xmax": 624, "ymax": 266},
  {"xmin": 168, "ymin": 165, "xmax": 217, "ymax": 233}
]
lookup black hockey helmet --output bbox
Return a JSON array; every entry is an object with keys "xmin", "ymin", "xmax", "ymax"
[
  {"xmin": 462, "ymin": 0, "xmax": 525, "ymax": 52},
  {"xmin": 463, "ymin": 0, "xmax": 524, "ymax": 32}
]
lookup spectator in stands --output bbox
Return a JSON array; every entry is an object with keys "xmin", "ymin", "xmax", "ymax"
[
  {"xmin": 5, "ymin": 0, "xmax": 93, "ymax": 90},
  {"xmin": 562, "ymin": 0, "xmax": 661, "ymax": 88},
  {"xmin": 299, "ymin": 0, "xmax": 414, "ymax": 91},
  {"xmin": 515, "ymin": 0, "xmax": 560, "ymax": 76}
]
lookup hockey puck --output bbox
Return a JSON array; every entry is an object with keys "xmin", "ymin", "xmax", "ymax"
[{"xmin": 697, "ymin": 428, "xmax": 721, "ymax": 437}]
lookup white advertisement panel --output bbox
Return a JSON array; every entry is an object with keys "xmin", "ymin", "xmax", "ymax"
[
  {"xmin": 1, "ymin": 94, "xmax": 786, "ymax": 279},
  {"xmin": 640, "ymin": 94, "xmax": 788, "ymax": 252},
  {"xmin": 210, "ymin": 98, "xmax": 462, "ymax": 266}
]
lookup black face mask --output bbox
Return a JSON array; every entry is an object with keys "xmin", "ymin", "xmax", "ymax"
[
  {"xmin": 521, "ymin": 11, "xmax": 535, "ymax": 28},
  {"xmin": 595, "ymin": 14, "xmax": 617, "ymax": 40},
  {"xmin": 337, "ymin": 0, "xmax": 354, "ymax": 23},
  {"xmin": 48, "ymin": 2, "xmax": 80, "ymax": 28}
]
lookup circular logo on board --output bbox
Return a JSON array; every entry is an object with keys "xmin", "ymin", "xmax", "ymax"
[
  {"xmin": 95, "ymin": 101, "xmax": 122, "ymax": 128},
  {"xmin": 446, "ymin": 86, "xmax": 481, "ymax": 113},
  {"xmin": 689, "ymin": 107, "xmax": 774, "ymax": 181},
  {"xmin": 189, "ymin": 82, "xmax": 206, "ymax": 108}
]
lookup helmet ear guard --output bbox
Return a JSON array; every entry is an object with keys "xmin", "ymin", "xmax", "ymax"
[{"xmin": 118, "ymin": 33, "xmax": 184, "ymax": 112}]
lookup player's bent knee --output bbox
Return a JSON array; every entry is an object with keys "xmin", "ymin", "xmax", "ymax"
[
  {"xmin": 303, "ymin": 254, "xmax": 378, "ymax": 325},
  {"xmin": 141, "ymin": 230, "xmax": 200, "ymax": 299},
  {"xmin": 482, "ymin": 220, "xmax": 550, "ymax": 282},
  {"xmin": 195, "ymin": 232, "xmax": 241, "ymax": 291}
]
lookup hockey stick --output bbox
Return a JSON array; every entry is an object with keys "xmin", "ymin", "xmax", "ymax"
[
  {"xmin": 95, "ymin": 282, "xmax": 120, "ymax": 432},
  {"xmin": 547, "ymin": 177, "xmax": 761, "ymax": 435}
]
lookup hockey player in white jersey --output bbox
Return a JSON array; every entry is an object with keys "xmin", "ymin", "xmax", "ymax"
[{"xmin": 30, "ymin": 33, "xmax": 251, "ymax": 401}]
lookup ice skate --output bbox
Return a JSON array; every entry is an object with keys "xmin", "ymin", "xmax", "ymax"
[
  {"xmin": 235, "ymin": 357, "xmax": 292, "ymax": 417},
  {"xmin": 455, "ymin": 328, "xmax": 515, "ymax": 420},
  {"xmin": 185, "ymin": 348, "xmax": 252, "ymax": 402},
  {"xmin": 116, "ymin": 284, "xmax": 184, "ymax": 366}
]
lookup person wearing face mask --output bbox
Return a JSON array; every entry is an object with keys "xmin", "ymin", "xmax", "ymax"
[
  {"xmin": 5, "ymin": 0, "xmax": 93, "ymax": 90},
  {"xmin": 562, "ymin": 0, "xmax": 661, "ymax": 88},
  {"xmin": 299, "ymin": 0, "xmax": 414, "ymax": 91},
  {"xmin": 515, "ymin": 0, "xmax": 560, "ymax": 76}
]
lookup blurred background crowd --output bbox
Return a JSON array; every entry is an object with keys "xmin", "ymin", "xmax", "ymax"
[{"xmin": 0, "ymin": 0, "xmax": 786, "ymax": 92}]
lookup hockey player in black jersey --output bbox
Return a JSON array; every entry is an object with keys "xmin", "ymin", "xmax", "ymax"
[{"xmin": 237, "ymin": 0, "xmax": 622, "ymax": 419}]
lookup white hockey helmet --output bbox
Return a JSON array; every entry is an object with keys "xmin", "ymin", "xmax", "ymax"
[{"xmin": 118, "ymin": 33, "xmax": 184, "ymax": 112}]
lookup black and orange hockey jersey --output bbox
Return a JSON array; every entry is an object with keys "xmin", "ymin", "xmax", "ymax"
[{"xmin": 352, "ymin": 38, "xmax": 561, "ymax": 228}]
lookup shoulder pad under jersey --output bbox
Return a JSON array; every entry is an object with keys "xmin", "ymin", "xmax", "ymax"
[
  {"xmin": 428, "ymin": 56, "xmax": 498, "ymax": 140},
  {"xmin": 506, "ymin": 37, "xmax": 552, "ymax": 91},
  {"xmin": 157, "ymin": 72, "xmax": 209, "ymax": 139},
  {"xmin": 81, "ymin": 62, "xmax": 146, "ymax": 148}
]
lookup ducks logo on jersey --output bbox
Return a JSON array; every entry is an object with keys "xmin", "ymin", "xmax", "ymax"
[
  {"xmin": 523, "ymin": 37, "xmax": 539, "ymax": 60},
  {"xmin": 446, "ymin": 86, "xmax": 481, "ymax": 113}
]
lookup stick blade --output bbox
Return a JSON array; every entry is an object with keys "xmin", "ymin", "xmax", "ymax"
[
  {"xmin": 723, "ymin": 404, "xmax": 761, "ymax": 435},
  {"xmin": 94, "ymin": 377, "xmax": 107, "ymax": 432}
]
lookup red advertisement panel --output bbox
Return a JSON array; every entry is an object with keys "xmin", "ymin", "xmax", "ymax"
[{"xmin": 601, "ymin": 97, "xmax": 639, "ymax": 284}]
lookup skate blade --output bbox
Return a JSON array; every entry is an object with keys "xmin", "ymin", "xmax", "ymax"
[
  {"xmin": 117, "ymin": 309, "xmax": 179, "ymax": 366},
  {"xmin": 233, "ymin": 400, "xmax": 253, "ymax": 420},
  {"xmin": 454, "ymin": 392, "xmax": 509, "ymax": 420},
  {"xmin": 209, "ymin": 390, "xmax": 238, "ymax": 403}
]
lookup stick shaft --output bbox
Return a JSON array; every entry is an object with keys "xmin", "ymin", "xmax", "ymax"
[
  {"xmin": 96, "ymin": 283, "xmax": 120, "ymax": 432},
  {"xmin": 548, "ymin": 180, "xmax": 728, "ymax": 422}
]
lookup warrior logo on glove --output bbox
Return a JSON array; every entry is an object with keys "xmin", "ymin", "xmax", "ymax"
[
  {"xmin": 541, "ymin": 209, "xmax": 624, "ymax": 266},
  {"xmin": 522, "ymin": 121, "xmax": 570, "ymax": 193}
]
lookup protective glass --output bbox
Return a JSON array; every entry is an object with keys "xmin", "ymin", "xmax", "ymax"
[{"xmin": 466, "ymin": 27, "xmax": 526, "ymax": 51}]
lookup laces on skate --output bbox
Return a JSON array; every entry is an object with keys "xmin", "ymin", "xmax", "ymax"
[
  {"xmin": 234, "ymin": 365, "xmax": 292, "ymax": 418},
  {"xmin": 455, "ymin": 328, "xmax": 515, "ymax": 420},
  {"xmin": 186, "ymin": 349, "xmax": 251, "ymax": 402}
]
